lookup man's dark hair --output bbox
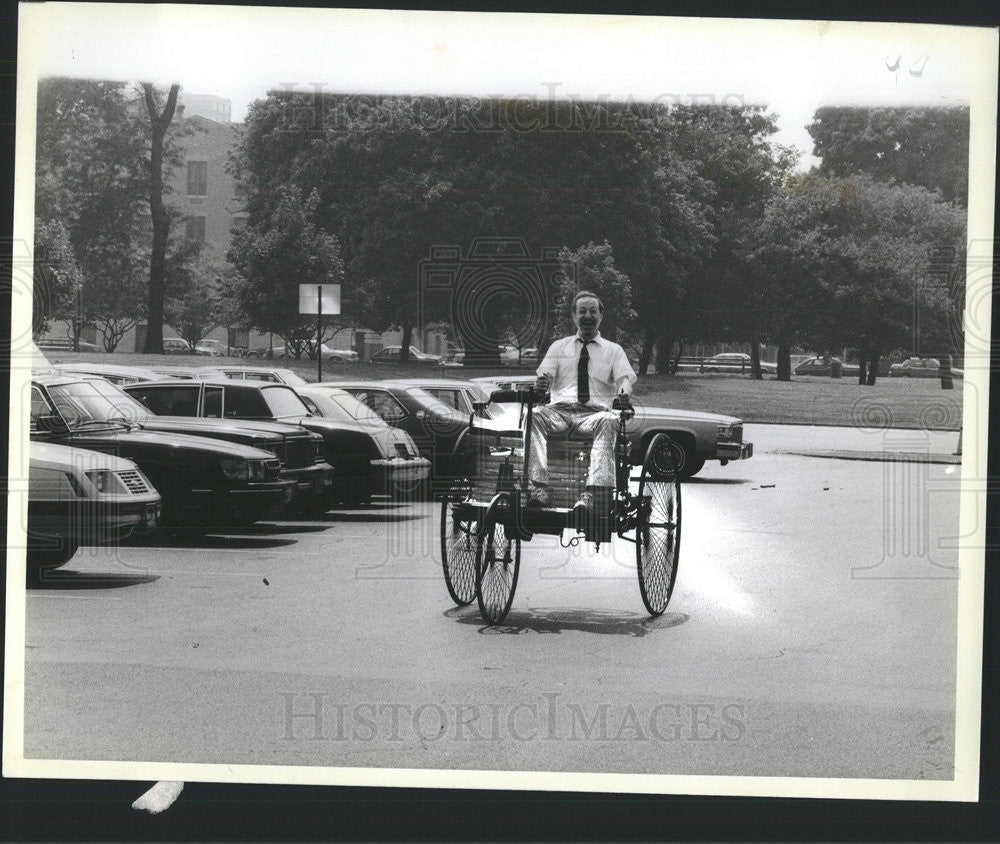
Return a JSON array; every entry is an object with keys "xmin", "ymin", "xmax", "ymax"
[{"xmin": 571, "ymin": 290, "xmax": 603, "ymax": 313}]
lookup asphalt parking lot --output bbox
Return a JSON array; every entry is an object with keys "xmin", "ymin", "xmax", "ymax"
[{"xmin": 20, "ymin": 429, "xmax": 961, "ymax": 783}]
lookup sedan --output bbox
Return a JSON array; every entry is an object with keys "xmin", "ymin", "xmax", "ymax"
[
  {"xmin": 370, "ymin": 345, "xmax": 442, "ymax": 365},
  {"xmin": 124, "ymin": 379, "xmax": 425, "ymax": 506},
  {"xmin": 794, "ymin": 356, "xmax": 861, "ymax": 377},
  {"xmin": 469, "ymin": 375, "xmax": 752, "ymax": 479},
  {"xmin": 319, "ymin": 380, "xmax": 470, "ymax": 492},
  {"xmin": 163, "ymin": 337, "xmax": 194, "ymax": 354},
  {"xmin": 27, "ymin": 441, "xmax": 162, "ymax": 573},
  {"xmin": 701, "ymin": 353, "xmax": 777, "ymax": 375},
  {"xmin": 209, "ymin": 366, "xmax": 308, "ymax": 386},
  {"xmin": 297, "ymin": 385, "xmax": 431, "ymax": 499},
  {"xmin": 195, "ymin": 339, "xmax": 228, "ymax": 357},
  {"xmin": 52, "ymin": 362, "xmax": 166, "ymax": 386},
  {"xmin": 31, "ymin": 374, "xmax": 293, "ymax": 528},
  {"xmin": 889, "ymin": 357, "xmax": 952, "ymax": 378},
  {"xmin": 246, "ymin": 343, "xmax": 358, "ymax": 362}
]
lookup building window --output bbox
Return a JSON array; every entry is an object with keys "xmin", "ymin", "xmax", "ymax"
[
  {"xmin": 186, "ymin": 161, "xmax": 208, "ymax": 195},
  {"xmin": 186, "ymin": 216, "xmax": 206, "ymax": 243}
]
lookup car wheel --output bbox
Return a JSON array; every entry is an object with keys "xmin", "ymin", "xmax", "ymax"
[
  {"xmin": 246, "ymin": 351, "xmax": 260, "ymax": 359},
  {"xmin": 642, "ymin": 436, "xmax": 703, "ymax": 480}
]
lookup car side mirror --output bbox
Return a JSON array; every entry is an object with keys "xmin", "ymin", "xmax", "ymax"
[{"xmin": 35, "ymin": 412, "xmax": 69, "ymax": 434}]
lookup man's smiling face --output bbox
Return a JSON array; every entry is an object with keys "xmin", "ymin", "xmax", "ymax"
[{"xmin": 573, "ymin": 296, "xmax": 602, "ymax": 340}]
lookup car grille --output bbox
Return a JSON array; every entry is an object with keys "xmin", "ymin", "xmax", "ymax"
[
  {"xmin": 731, "ymin": 424, "xmax": 742, "ymax": 443},
  {"xmin": 270, "ymin": 442, "xmax": 287, "ymax": 465},
  {"xmin": 284, "ymin": 440, "xmax": 316, "ymax": 468},
  {"xmin": 116, "ymin": 469, "xmax": 152, "ymax": 494},
  {"xmin": 265, "ymin": 458, "xmax": 281, "ymax": 480}
]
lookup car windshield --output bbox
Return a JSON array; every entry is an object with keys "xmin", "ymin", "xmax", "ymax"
[
  {"xmin": 318, "ymin": 390, "xmax": 387, "ymax": 425},
  {"xmin": 261, "ymin": 385, "xmax": 312, "ymax": 417},
  {"xmin": 405, "ymin": 387, "xmax": 458, "ymax": 415},
  {"xmin": 46, "ymin": 380, "xmax": 151, "ymax": 427}
]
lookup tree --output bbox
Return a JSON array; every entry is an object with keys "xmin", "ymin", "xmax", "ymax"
[
  {"xmin": 163, "ymin": 248, "xmax": 229, "ymax": 350},
  {"xmin": 32, "ymin": 218, "xmax": 80, "ymax": 337},
  {"xmin": 748, "ymin": 173, "xmax": 967, "ymax": 384},
  {"xmin": 34, "ymin": 78, "xmax": 151, "ymax": 344},
  {"xmin": 141, "ymin": 82, "xmax": 181, "ymax": 353},
  {"xmin": 554, "ymin": 242, "xmax": 634, "ymax": 341},
  {"xmin": 228, "ymin": 185, "xmax": 345, "ymax": 353},
  {"xmin": 808, "ymin": 106, "xmax": 970, "ymax": 205}
]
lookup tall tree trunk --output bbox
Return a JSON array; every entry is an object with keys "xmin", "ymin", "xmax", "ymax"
[
  {"xmin": 749, "ymin": 339, "xmax": 763, "ymax": 380},
  {"xmin": 777, "ymin": 342, "xmax": 791, "ymax": 381},
  {"xmin": 671, "ymin": 340, "xmax": 685, "ymax": 376},
  {"xmin": 637, "ymin": 326, "xmax": 656, "ymax": 375},
  {"xmin": 857, "ymin": 353, "xmax": 868, "ymax": 385},
  {"xmin": 939, "ymin": 354, "xmax": 954, "ymax": 390},
  {"xmin": 400, "ymin": 322, "xmax": 413, "ymax": 363},
  {"xmin": 142, "ymin": 83, "xmax": 179, "ymax": 354},
  {"xmin": 654, "ymin": 334, "xmax": 672, "ymax": 376},
  {"xmin": 866, "ymin": 347, "xmax": 881, "ymax": 386}
]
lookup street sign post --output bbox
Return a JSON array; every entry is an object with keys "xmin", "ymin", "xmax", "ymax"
[{"xmin": 299, "ymin": 283, "xmax": 341, "ymax": 382}]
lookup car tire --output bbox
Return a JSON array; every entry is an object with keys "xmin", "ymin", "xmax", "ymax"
[{"xmin": 246, "ymin": 351, "xmax": 261, "ymax": 359}]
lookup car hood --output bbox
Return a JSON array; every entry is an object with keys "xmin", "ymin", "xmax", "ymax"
[
  {"xmin": 58, "ymin": 428, "xmax": 277, "ymax": 459},
  {"xmin": 632, "ymin": 405, "xmax": 741, "ymax": 425},
  {"xmin": 139, "ymin": 416, "xmax": 288, "ymax": 444},
  {"xmin": 29, "ymin": 440, "xmax": 137, "ymax": 472},
  {"xmin": 275, "ymin": 415, "xmax": 378, "ymax": 437}
]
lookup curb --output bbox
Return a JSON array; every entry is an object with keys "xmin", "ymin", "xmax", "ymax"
[{"xmin": 768, "ymin": 449, "xmax": 961, "ymax": 465}]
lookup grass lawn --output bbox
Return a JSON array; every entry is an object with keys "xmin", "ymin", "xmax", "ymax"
[{"xmin": 36, "ymin": 351, "xmax": 965, "ymax": 431}]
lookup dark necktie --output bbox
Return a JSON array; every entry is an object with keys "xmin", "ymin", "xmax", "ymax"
[{"xmin": 577, "ymin": 339, "xmax": 591, "ymax": 404}]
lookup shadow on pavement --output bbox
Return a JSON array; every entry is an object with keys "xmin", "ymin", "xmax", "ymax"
[
  {"xmin": 236, "ymin": 523, "xmax": 329, "ymax": 535},
  {"xmin": 685, "ymin": 477, "xmax": 751, "ymax": 485},
  {"xmin": 123, "ymin": 531, "xmax": 297, "ymax": 550},
  {"xmin": 27, "ymin": 569, "xmax": 160, "ymax": 590},
  {"xmin": 316, "ymin": 511, "xmax": 429, "ymax": 523},
  {"xmin": 446, "ymin": 605, "xmax": 689, "ymax": 636}
]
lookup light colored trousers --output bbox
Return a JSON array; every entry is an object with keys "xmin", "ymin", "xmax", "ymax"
[{"xmin": 527, "ymin": 402, "xmax": 618, "ymax": 488}]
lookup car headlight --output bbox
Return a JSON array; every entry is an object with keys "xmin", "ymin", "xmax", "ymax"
[
  {"xmin": 219, "ymin": 458, "xmax": 250, "ymax": 480},
  {"xmin": 85, "ymin": 469, "xmax": 129, "ymax": 495},
  {"xmin": 717, "ymin": 423, "xmax": 735, "ymax": 443},
  {"xmin": 249, "ymin": 460, "xmax": 267, "ymax": 481}
]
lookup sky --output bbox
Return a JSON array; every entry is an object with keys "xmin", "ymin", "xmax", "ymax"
[{"xmin": 18, "ymin": 5, "xmax": 996, "ymax": 170}]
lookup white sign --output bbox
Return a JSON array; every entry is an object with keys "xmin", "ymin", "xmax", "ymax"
[{"xmin": 298, "ymin": 283, "xmax": 341, "ymax": 315}]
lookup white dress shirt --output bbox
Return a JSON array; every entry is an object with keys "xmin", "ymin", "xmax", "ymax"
[{"xmin": 536, "ymin": 332, "xmax": 636, "ymax": 410}]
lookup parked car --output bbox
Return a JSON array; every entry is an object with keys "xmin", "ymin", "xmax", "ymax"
[
  {"xmin": 89, "ymin": 378, "xmax": 334, "ymax": 510},
  {"xmin": 124, "ymin": 379, "xmax": 419, "ymax": 505},
  {"xmin": 208, "ymin": 366, "xmax": 308, "ymax": 386},
  {"xmin": 499, "ymin": 345, "xmax": 539, "ymax": 366},
  {"xmin": 794, "ymin": 356, "xmax": 860, "ymax": 377},
  {"xmin": 889, "ymin": 357, "xmax": 949, "ymax": 378},
  {"xmin": 246, "ymin": 343, "xmax": 358, "ymax": 362},
  {"xmin": 26, "ymin": 441, "xmax": 162, "ymax": 573},
  {"xmin": 370, "ymin": 345, "xmax": 442, "ymax": 365},
  {"xmin": 36, "ymin": 337, "xmax": 103, "ymax": 354},
  {"xmin": 296, "ymin": 385, "xmax": 431, "ymax": 499},
  {"xmin": 31, "ymin": 374, "xmax": 293, "ymax": 529},
  {"xmin": 195, "ymin": 339, "xmax": 228, "ymax": 357},
  {"xmin": 147, "ymin": 365, "xmax": 228, "ymax": 380},
  {"xmin": 163, "ymin": 337, "xmax": 194, "ymax": 354},
  {"xmin": 470, "ymin": 374, "xmax": 752, "ymax": 478},
  {"xmin": 699, "ymin": 353, "xmax": 777, "ymax": 375},
  {"xmin": 320, "ymin": 380, "xmax": 469, "ymax": 492},
  {"xmin": 51, "ymin": 362, "xmax": 166, "ymax": 386}
]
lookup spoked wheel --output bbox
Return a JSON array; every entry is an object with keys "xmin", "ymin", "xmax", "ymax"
[
  {"xmin": 475, "ymin": 492, "xmax": 521, "ymax": 624},
  {"xmin": 440, "ymin": 496, "xmax": 478, "ymax": 606},
  {"xmin": 636, "ymin": 433, "xmax": 682, "ymax": 616}
]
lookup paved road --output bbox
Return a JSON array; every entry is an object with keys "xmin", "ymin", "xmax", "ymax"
[{"xmin": 22, "ymin": 441, "xmax": 960, "ymax": 782}]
